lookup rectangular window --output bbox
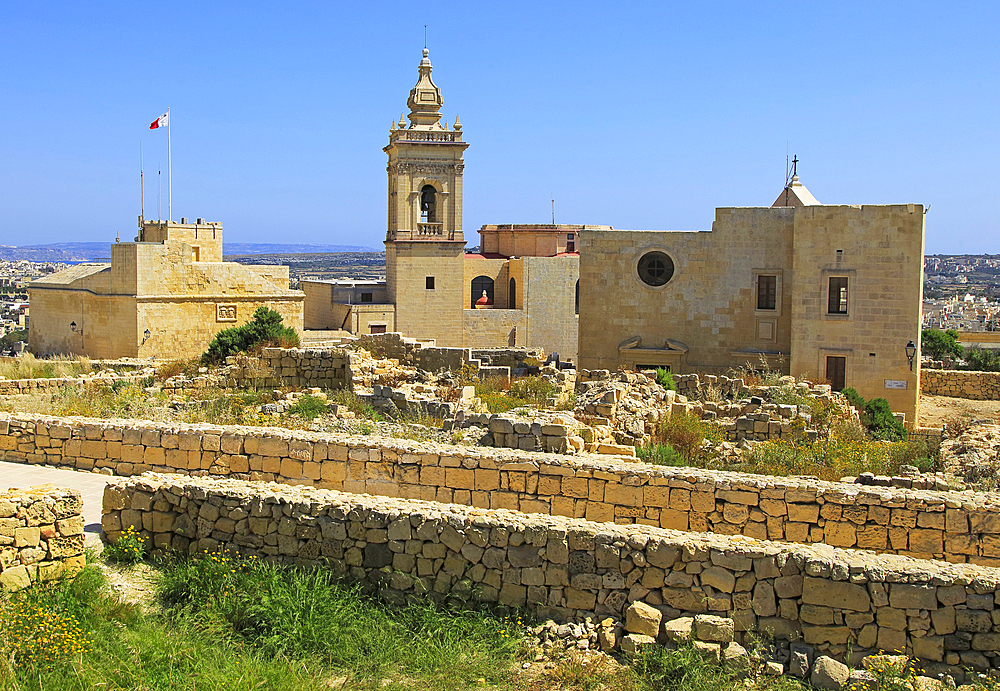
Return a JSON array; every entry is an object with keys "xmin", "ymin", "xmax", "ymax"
[
  {"xmin": 425, "ymin": 276, "xmax": 435, "ymax": 290},
  {"xmin": 828, "ymin": 277, "xmax": 849, "ymax": 314},
  {"xmin": 370, "ymin": 324, "xmax": 386, "ymax": 334},
  {"xmin": 567, "ymin": 233, "xmax": 574, "ymax": 240},
  {"xmin": 757, "ymin": 275, "xmax": 777, "ymax": 310},
  {"xmin": 360, "ymin": 292, "xmax": 373, "ymax": 303},
  {"xmin": 826, "ymin": 356, "xmax": 847, "ymax": 391}
]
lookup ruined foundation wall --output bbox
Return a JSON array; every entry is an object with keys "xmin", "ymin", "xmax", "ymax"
[
  {"xmin": 0, "ymin": 485, "xmax": 86, "ymax": 591},
  {"xmin": 4, "ymin": 411, "xmax": 1000, "ymax": 565},
  {"xmin": 102, "ymin": 474, "xmax": 1000, "ymax": 669}
]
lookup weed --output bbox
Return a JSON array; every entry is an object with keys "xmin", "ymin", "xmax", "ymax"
[
  {"xmin": 654, "ymin": 367, "xmax": 677, "ymax": 392},
  {"xmin": 286, "ymin": 394, "xmax": 328, "ymax": 420},
  {"xmin": 476, "ymin": 375, "xmax": 555, "ymax": 413},
  {"xmin": 103, "ymin": 524, "xmax": 147, "ymax": 565},
  {"xmin": 737, "ymin": 436, "xmax": 938, "ymax": 481},
  {"xmin": 154, "ymin": 357, "xmax": 202, "ymax": 382},
  {"xmin": 328, "ymin": 388, "xmax": 384, "ymax": 421}
]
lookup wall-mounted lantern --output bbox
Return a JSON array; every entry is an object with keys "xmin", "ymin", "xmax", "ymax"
[
  {"xmin": 142, "ymin": 329, "xmax": 151, "ymax": 345},
  {"xmin": 905, "ymin": 340, "xmax": 917, "ymax": 371},
  {"xmin": 70, "ymin": 321, "xmax": 84, "ymax": 336}
]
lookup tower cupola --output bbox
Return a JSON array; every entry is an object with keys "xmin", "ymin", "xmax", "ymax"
[{"xmin": 406, "ymin": 49, "xmax": 445, "ymax": 129}]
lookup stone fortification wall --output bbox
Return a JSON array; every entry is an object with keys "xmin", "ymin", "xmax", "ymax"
[
  {"xmin": 5, "ymin": 411, "xmax": 1000, "ymax": 565},
  {"xmin": 103, "ymin": 473, "xmax": 1000, "ymax": 671},
  {"xmin": 921, "ymin": 369, "xmax": 1000, "ymax": 401},
  {"xmin": 0, "ymin": 485, "xmax": 86, "ymax": 591}
]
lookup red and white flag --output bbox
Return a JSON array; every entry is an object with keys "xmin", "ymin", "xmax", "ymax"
[{"xmin": 149, "ymin": 112, "xmax": 169, "ymax": 130}]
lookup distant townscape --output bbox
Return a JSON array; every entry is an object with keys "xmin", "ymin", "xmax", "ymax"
[{"xmin": 924, "ymin": 255, "xmax": 1000, "ymax": 331}]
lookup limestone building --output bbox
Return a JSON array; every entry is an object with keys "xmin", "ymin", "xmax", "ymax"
[
  {"xmin": 29, "ymin": 219, "xmax": 304, "ymax": 359},
  {"xmin": 303, "ymin": 49, "xmax": 587, "ymax": 361},
  {"xmin": 577, "ymin": 175, "xmax": 926, "ymax": 423}
]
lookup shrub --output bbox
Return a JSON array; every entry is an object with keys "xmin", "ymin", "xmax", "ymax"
[
  {"xmin": 202, "ymin": 307, "xmax": 299, "ymax": 365},
  {"xmin": 654, "ymin": 367, "xmax": 676, "ymax": 391},
  {"xmin": 155, "ymin": 357, "xmax": 201, "ymax": 381},
  {"xmin": 840, "ymin": 386, "xmax": 866, "ymax": 411},
  {"xmin": 651, "ymin": 412, "xmax": 722, "ymax": 464},
  {"xmin": 864, "ymin": 397, "xmax": 907, "ymax": 442},
  {"xmin": 921, "ymin": 328, "xmax": 963, "ymax": 360},
  {"xmin": 0, "ymin": 329, "xmax": 27, "ymax": 347},
  {"xmin": 475, "ymin": 375, "xmax": 554, "ymax": 413},
  {"xmin": 286, "ymin": 394, "xmax": 328, "ymax": 420},
  {"xmin": 961, "ymin": 346, "xmax": 1000, "ymax": 372}
]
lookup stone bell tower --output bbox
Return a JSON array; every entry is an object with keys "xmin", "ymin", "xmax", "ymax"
[{"xmin": 384, "ymin": 48, "xmax": 468, "ymax": 346}]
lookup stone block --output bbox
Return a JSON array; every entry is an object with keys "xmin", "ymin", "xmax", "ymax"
[
  {"xmin": 624, "ymin": 601, "xmax": 661, "ymax": 637},
  {"xmin": 694, "ymin": 614, "xmax": 734, "ymax": 643}
]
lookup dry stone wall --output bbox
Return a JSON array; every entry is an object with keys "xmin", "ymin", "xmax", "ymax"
[
  {"xmin": 0, "ymin": 485, "xmax": 86, "ymax": 591},
  {"xmin": 0, "ymin": 372, "xmax": 152, "ymax": 396},
  {"xmin": 5, "ymin": 411, "xmax": 1000, "ymax": 565},
  {"xmin": 103, "ymin": 473, "xmax": 1000, "ymax": 672},
  {"xmin": 921, "ymin": 369, "xmax": 1000, "ymax": 401}
]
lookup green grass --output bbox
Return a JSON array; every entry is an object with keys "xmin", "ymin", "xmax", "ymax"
[
  {"xmin": 159, "ymin": 550, "xmax": 522, "ymax": 688},
  {"xmin": 635, "ymin": 442, "xmax": 686, "ymax": 466},
  {"xmin": 1, "ymin": 552, "xmax": 525, "ymax": 691},
  {"xmin": 0, "ymin": 566, "xmax": 321, "ymax": 691},
  {"xmin": 628, "ymin": 644, "xmax": 807, "ymax": 691},
  {"xmin": 7, "ymin": 557, "xmax": 993, "ymax": 691}
]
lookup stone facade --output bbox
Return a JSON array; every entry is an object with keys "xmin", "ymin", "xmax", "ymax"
[
  {"xmin": 578, "ymin": 196, "xmax": 925, "ymax": 425},
  {"xmin": 29, "ymin": 219, "xmax": 303, "ymax": 360},
  {"xmin": 0, "ymin": 485, "xmax": 86, "ymax": 591},
  {"xmin": 6, "ymin": 410, "xmax": 1000, "ymax": 565},
  {"xmin": 921, "ymin": 369, "xmax": 1000, "ymax": 400},
  {"xmin": 103, "ymin": 473, "xmax": 1000, "ymax": 670}
]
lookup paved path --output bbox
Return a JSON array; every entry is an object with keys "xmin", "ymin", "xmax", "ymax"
[{"xmin": 0, "ymin": 461, "xmax": 112, "ymax": 547}]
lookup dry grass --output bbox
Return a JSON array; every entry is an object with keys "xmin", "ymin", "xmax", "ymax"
[{"xmin": 0, "ymin": 354, "xmax": 92, "ymax": 380}]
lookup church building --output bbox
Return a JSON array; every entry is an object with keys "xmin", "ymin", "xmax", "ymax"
[
  {"xmin": 577, "ymin": 167, "xmax": 926, "ymax": 424},
  {"xmin": 302, "ymin": 49, "xmax": 586, "ymax": 361}
]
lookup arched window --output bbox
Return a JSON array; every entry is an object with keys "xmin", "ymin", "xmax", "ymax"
[
  {"xmin": 575, "ymin": 280, "xmax": 579, "ymax": 314},
  {"xmin": 508, "ymin": 277, "xmax": 517, "ymax": 309},
  {"xmin": 471, "ymin": 275, "xmax": 495, "ymax": 308},
  {"xmin": 420, "ymin": 185, "xmax": 437, "ymax": 223}
]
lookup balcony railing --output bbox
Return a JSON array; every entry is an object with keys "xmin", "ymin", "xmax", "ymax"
[
  {"xmin": 391, "ymin": 130, "xmax": 463, "ymax": 143},
  {"xmin": 418, "ymin": 223, "xmax": 443, "ymax": 236}
]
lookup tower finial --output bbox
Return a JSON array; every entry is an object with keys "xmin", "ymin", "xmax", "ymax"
[{"xmin": 424, "ymin": 25, "xmax": 427, "ymax": 50}]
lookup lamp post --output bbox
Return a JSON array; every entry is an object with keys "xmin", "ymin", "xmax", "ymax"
[{"xmin": 905, "ymin": 340, "xmax": 917, "ymax": 371}]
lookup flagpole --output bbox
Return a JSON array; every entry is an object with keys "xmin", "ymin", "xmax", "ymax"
[{"xmin": 167, "ymin": 107, "xmax": 172, "ymax": 221}]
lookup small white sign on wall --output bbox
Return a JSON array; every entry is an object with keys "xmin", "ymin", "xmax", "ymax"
[{"xmin": 884, "ymin": 380, "xmax": 908, "ymax": 390}]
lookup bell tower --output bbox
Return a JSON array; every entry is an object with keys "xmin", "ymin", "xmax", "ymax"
[{"xmin": 384, "ymin": 49, "xmax": 468, "ymax": 345}]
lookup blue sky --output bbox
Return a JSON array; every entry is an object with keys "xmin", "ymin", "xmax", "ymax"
[{"xmin": 1, "ymin": 1, "xmax": 997, "ymax": 253}]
